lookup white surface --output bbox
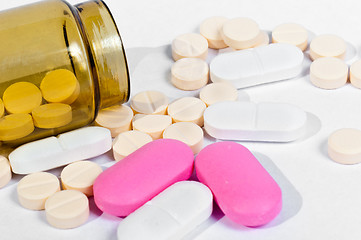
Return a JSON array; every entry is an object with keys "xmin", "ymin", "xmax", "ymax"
[
  {"xmin": 204, "ymin": 101, "xmax": 307, "ymax": 142},
  {"xmin": 2, "ymin": 0, "xmax": 361, "ymax": 239},
  {"xmin": 210, "ymin": 43, "xmax": 304, "ymax": 88},
  {"xmin": 9, "ymin": 127, "xmax": 112, "ymax": 174},
  {"xmin": 117, "ymin": 181, "xmax": 213, "ymax": 240}
]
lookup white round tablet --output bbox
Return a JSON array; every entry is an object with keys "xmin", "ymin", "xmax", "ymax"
[
  {"xmin": 221, "ymin": 17, "xmax": 261, "ymax": 50},
  {"xmin": 171, "ymin": 58, "xmax": 209, "ymax": 91},
  {"xmin": 310, "ymin": 57, "xmax": 348, "ymax": 89},
  {"xmin": 200, "ymin": 16, "xmax": 228, "ymax": 49},
  {"xmin": 172, "ymin": 33, "xmax": 208, "ymax": 61},
  {"xmin": 199, "ymin": 82, "xmax": 238, "ymax": 106},
  {"xmin": 272, "ymin": 23, "xmax": 308, "ymax": 51},
  {"xmin": 350, "ymin": 59, "xmax": 361, "ymax": 89},
  {"xmin": 309, "ymin": 34, "xmax": 346, "ymax": 60},
  {"xmin": 328, "ymin": 128, "xmax": 361, "ymax": 164}
]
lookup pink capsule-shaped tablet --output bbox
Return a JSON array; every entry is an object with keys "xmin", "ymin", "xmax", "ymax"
[
  {"xmin": 195, "ymin": 141, "xmax": 282, "ymax": 227},
  {"xmin": 93, "ymin": 139, "xmax": 194, "ymax": 217}
]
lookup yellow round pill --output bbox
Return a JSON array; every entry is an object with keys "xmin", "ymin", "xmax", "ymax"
[
  {"xmin": 0, "ymin": 113, "xmax": 34, "ymax": 141},
  {"xmin": 32, "ymin": 103, "xmax": 72, "ymax": 129},
  {"xmin": 0, "ymin": 98, "xmax": 4, "ymax": 118},
  {"xmin": 3, "ymin": 82, "xmax": 42, "ymax": 114},
  {"xmin": 40, "ymin": 69, "xmax": 80, "ymax": 104}
]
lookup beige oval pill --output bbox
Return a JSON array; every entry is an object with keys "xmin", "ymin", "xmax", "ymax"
[
  {"xmin": 221, "ymin": 17, "xmax": 261, "ymax": 50},
  {"xmin": 171, "ymin": 58, "xmax": 209, "ymax": 91},
  {"xmin": 0, "ymin": 156, "xmax": 11, "ymax": 188},
  {"xmin": 130, "ymin": 91, "xmax": 168, "ymax": 115},
  {"xmin": 309, "ymin": 34, "xmax": 346, "ymax": 60},
  {"xmin": 167, "ymin": 97, "xmax": 207, "ymax": 127},
  {"xmin": 112, "ymin": 130, "xmax": 153, "ymax": 161},
  {"xmin": 272, "ymin": 23, "xmax": 308, "ymax": 51},
  {"xmin": 45, "ymin": 190, "xmax": 89, "ymax": 229},
  {"xmin": 163, "ymin": 122, "xmax": 204, "ymax": 154},
  {"xmin": 95, "ymin": 104, "xmax": 134, "ymax": 137},
  {"xmin": 132, "ymin": 114, "xmax": 172, "ymax": 140},
  {"xmin": 310, "ymin": 57, "xmax": 348, "ymax": 89},
  {"xmin": 172, "ymin": 33, "xmax": 209, "ymax": 61},
  {"xmin": 17, "ymin": 172, "xmax": 60, "ymax": 210},
  {"xmin": 200, "ymin": 82, "xmax": 238, "ymax": 106},
  {"xmin": 61, "ymin": 161, "xmax": 103, "ymax": 196},
  {"xmin": 350, "ymin": 59, "xmax": 361, "ymax": 89},
  {"xmin": 328, "ymin": 128, "xmax": 361, "ymax": 164},
  {"xmin": 200, "ymin": 16, "xmax": 228, "ymax": 49}
]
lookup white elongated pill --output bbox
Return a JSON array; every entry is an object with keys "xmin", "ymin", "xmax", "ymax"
[
  {"xmin": 9, "ymin": 126, "xmax": 112, "ymax": 174},
  {"xmin": 117, "ymin": 181, "xmax": 213, "ymax": 240},
  {"xmin": 210, "ymin": 43, "xmax": 304, "ymax": 88},
  {"xmin": 204, "ymin": 101, "xmax": 307, "ymax": 142}
]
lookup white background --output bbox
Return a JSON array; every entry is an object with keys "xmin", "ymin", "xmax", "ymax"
[{"xmin": 2, "ymin": 0, "xmax": 361, "ymax": 239}]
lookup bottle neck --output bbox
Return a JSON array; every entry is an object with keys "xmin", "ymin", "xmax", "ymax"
[{"xmin": 73, "ymin": 0, "xmax": 130, "ymax": 111}]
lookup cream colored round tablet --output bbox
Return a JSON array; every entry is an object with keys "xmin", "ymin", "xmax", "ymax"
[
  {"xmin": 221, "ymin": 17, "xmax": 261, "ymax": 50},
  {"xmin": 253, "ymin": 31, "xmax": 270, "ymax": 47},
  {"xmin": 95, "ymin": 104, "xmax": 134, "ymax": 137},
  {"xmin": 167, "ymin": 97, "xmax": 207, "ymax": 126},
  {"xmin": 272, "ymin": 23, "xmax": 308, "ymax": 51},
  {"xmin": 171, "ymin": 58, "xmax": 209, "ymax": 91},
  {"xmin": 0, "ymin": 113, "xmax": 34, "ymax": 141},
  {"xmin": 0, "ymin": 98, "xmax": 4, "ymax": 118},
  {"xmin": 350, "ymin": 59, "xmax": 361, "ymax": 89},
  {"xmin": 328, "ymin": 128, "xmax": 361, "ymax": 164},
  {"xmin": 17, "ymin": 172, "xmax": 60, "ymax": 210},
  {"xmin": 310, "ymin": 57, "xmax": 348, "ymax": 89},
  {"xmin": 172, "ymin": 33, "xmax": 209, "ymax": 61},
  {"xmin": 200, "ymin": 82, "xmax": 238, "ymax": 106},
  {"xmin": 132, "ymin": 114, "xmax": 172, "ymax": 140},
  {"xmin": 163, "ymin": 122, "xmax": 204, "ymax": 154},
  {"xmin": 45, "ymin": 190, "xmax": 89, "ymax": 229},
  {"xmin": 40, "ymin": 69, "xmax": 80, "ymax": 104},
  {"xmin": 0, "ymin": 156, "xmax": 11, "ymax": 188},
  {"xmin": 130, "ymin": 91, "xmax": 168, "ymax": 115},
  {"xmin": 112, "ymin": 130, "xmax": 153, "ymax": 161},
  {"xmin": 61, "ymin": 161, "xmax": 103, "ymax": 197},
  {"xmin": 32, "ymin": 103, "xmax": 72, "ymax": 129},
  {"xmin": 200, "ymin": 16, "xmax": 228, "ymax": 49},
  {"xmin": 309, "ymin": 34, "xmax": 346, "ymax": 60},
  {"xmin": 3, "ymin": 82, "xmax": 42, "ymax": 114}
]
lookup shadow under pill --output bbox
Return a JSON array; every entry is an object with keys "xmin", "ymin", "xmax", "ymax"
[
  {"xmin": 345, "ymin": 41, "xmax": 357, "ymax": 63},
  {"xmin": 319, "ymin": 139, "xmax": 329, "ymax": 160},
  {"xmin": 294, "ymin": 111, "xmax": 322, "ymax": 143}
]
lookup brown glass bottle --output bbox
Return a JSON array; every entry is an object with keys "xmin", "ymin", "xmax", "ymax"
[{"xmin": 0, "ymin": 0, "xmax": 130, "ymax": 148}]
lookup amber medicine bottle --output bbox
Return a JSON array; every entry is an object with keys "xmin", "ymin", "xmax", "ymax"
[{"xmin": 0, "ymin": 0, "xmax": 130, "ymax": 148}]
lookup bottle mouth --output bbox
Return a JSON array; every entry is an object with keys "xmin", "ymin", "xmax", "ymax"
[{"xmin": 74, "ymin": 0, "xmax": 130, "ymax": 111}]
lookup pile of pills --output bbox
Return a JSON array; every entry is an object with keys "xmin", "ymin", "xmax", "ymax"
[{"xmin": 2, "ymin": 14, "xmax": 361, "ymax": 239}]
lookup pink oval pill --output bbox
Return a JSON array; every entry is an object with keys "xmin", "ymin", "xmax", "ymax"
[
  {"xmin": 93, "ymin": 139, "xmax": 194, "ymax": 217},
  {"xmin": 195, "ymin": 141, "xmax": 282, "ymax": 227}
]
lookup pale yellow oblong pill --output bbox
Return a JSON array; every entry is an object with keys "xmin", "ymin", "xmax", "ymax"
[
  {"xmin": 95, "ymin": 104, "xmax": 134, "ymax": 137},
  {"xmin": 32, "ymin": 103, "xmax": 72, "ymax": 129},
  {"xmin": 272, "ymin": 23, "xmax": 308, "ymax": 51},
  {"xmin": 167, "ymin": 97, "xmax": 207, "ymax": 127},
  {"xmin": 17, "ymin": 172, "xmax": 60, "ymax": 210},
  {"xmin": 132, "ymin": 114, "xmax": 172, "ymax": 140},
  {"xmin": 3, "ymin": 82, "xmax": 42, "ymax": 114},
  {"xmin": 40, "ymin": 69, "xmax": 80, "ymax": 104},
  {"xmin": 200, "ymin": 16, "xmax": 228, "ymax": 49},
  {"xmin": 45, "ymin": 190, "xmax": 89, "ymax": 229},
  {"xmin": 200, "ymin": 82, "xmax": 238, "ymax": 106},
  {"xmin": 310, "ymin": 57, "xmax": 348, "ymax": 89},
  {"xmin": 309, "ymin": 34, "xmax": 346, "ymax": 60},
  {"xmin": 350, "ymin": 59, "xmax": 361, "ymax": 89},
  {"xmin": 171, "ymin": 58, "xmax": 209, "ymax": 91},
  {"xmin": 0, "ymin": 98, "xmax": 4, "ymax": 118},
  {"xmin": 172, "ymin": 33, "xmax": 209, "ymax": 61},
  {"xmin": 130, "ymin": 91, "xmax": 168, "ymax": 115},
  {"xmin": 328, "ymin": 128, "xmax": 361, "ymax": 164},
  {"xmin": 0, "ymin": 156, "xmax": 11, "ymax": 188},
  {"xmin": 61, "ymin": 161, "xmax": 103, "ymax": 197},
  {"xmin": 163, "ymin": 122, "xmax": 204, "ymax": 154},
  {"xmin": 112, "ymin": 130, "xmax": 153, "ymax": 161},
  {"xmin": 0, "ymin": 113, "xmax": 34, "ymax": 141}
]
